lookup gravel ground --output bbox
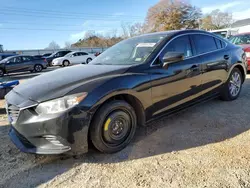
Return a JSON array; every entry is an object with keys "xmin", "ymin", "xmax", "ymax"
[{"xmin": 1, "ymin": 75, "xmax": 250, "ymax": 188}]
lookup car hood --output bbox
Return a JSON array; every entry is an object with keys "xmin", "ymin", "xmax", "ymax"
[
  {"xmin": 239, "ymin": 44, "xmax": 250, "ymax": 51},
  {"xmin": 13, "ymin": 64, "xmax": 130, "ymax": 102},
  {"xmin": 0, "ymin": 60, "xmax": 6, "ymax": 64}
]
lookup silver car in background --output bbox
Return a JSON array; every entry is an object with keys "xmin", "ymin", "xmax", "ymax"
[{"xmin": 0, "ymin": 55, "xmax": 47, "ymax": 77}]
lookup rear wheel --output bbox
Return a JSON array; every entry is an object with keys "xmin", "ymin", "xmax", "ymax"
[
  {"xmin": 220, "ymin": 68, "xmax": 243, "ymax": 101},
  {"xmin": 63, "ymin": 60, "xmax": 70, "ymax": 67},
  {"xmin": 34, "ymin": 64, "xmax": 43, "ymax": 72},
  {"xmin": 86, "ymin": 58, "xmax": 92, "ymax": 64},
  {"xmin": 90, "ymin": 100, "xmax": 137, "ymax": 153}
]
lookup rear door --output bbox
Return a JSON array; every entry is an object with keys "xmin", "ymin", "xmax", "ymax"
[
  {"xmin": 21, "ymin": 56, "xmax": 34, "ymax": 70},
  {"xmin": 191, "ymin": 34, "xmax": 229, "ymax": 95},
  {"xmin": 5, "ymin": 56, "xmax": 24, "ymax": 73},
  {"xmin": 80, "ymin": 52, "xmax": 89, "ymax": 63}
]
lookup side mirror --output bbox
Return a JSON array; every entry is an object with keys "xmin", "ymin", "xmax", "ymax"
[
  {"xmin": 162, "ymin": 52, "xmax": 184, "ymax": 69},
  {"xmin": 6, "ymin": 61, "xmax": 10, "ymax": 64}
]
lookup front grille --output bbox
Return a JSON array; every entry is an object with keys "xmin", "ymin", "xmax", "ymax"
[{"xmin": 6, "ymin": 103, "xmax": 20, "ymax": 123}]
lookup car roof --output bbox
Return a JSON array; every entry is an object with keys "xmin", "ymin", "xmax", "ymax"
[
  {"xmin": 69, "ymin": 51, "xmax": 87, "ymax": 54},
  {"xmin": 134, "ymin": 29, "xmax": 217, "ymax": 39},
  {"xmin": 8, "ymin": 55, "xmax": 31, "ymax": 57},
  {"xmin": 233, "ymin": 32, "xmax": 250, "ymax": 36}
]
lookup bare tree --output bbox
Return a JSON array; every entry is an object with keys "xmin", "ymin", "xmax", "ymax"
[
  {"xmin": 144, "ymin": 0, "xmax": 201, "ymax": 32},
  {"xmin": 46, "ymin": 41, "xmax": 60, "ymax": 50},
  {"xmin": 201, "ymin": 9, "xmax": 233, "ymax": 30},
  {"xmin": 121, "ymin": 22, "xmax": 145, "ymax": 38},
  {"xmin": 64, "ymin": 41, "xmax": 72, "ymax": 49}
]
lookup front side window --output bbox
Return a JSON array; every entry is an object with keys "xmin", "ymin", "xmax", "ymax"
[
  {"xmin": 54, "ymin": 52, "xmax": 61, "ymax": 57},
  {"xmin": 90, "ymin": 33, "xmax": 167, "ymax": 65},
  {"xmin": 160, "ymin": 35, "xmax": 193, "ymax": 61},
  {"xmin": 63, "ymin": 51, "xmax": 71, "ymax": 56},
  {"xmin": 81, "ymin": 52, "xmax": 88, "ymax": 56},
  {"xmin": 192, "ymin": 34, "xmax": 217, "ymax": 54},
  {"xmin": 9, "ymin": 57, "xmax": 22, "ymax": 64}
]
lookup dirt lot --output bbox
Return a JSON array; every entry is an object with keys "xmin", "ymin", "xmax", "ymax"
[{"xmin": 1, "ymin": 75, "xmax": 250, "ymax": 188}]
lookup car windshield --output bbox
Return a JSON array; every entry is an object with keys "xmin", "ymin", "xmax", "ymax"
[
  {"xmin": 89, "ymin": 34, "xmax": 167, "ymax": 65},
  {"xmin": 229, "ymin": 34, "xmax": 250, "ymax": 45},
  {"xmin": 1, "ymin": 55, "xmax": 15, "ymax": 62},
  {"xmin": 65, "ymin": 52, "xmax": 75, "ymax": 57}
]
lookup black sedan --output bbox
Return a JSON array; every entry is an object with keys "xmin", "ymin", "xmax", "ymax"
[
  {"xmin": 0, "ymin": 55, "xmax": 47, "ymax": 77},
  {"xmin": 5, "ymin": 30, "xmax": 247, "ymax": 155},
  {"xmin": 45, "ymin": 50, "xmax": 71, "ymax": 66}
]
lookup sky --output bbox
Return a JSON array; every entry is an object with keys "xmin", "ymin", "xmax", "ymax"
[{"xmin": 0, "ymin": 0, "xmax": 250, "ymax": 50}]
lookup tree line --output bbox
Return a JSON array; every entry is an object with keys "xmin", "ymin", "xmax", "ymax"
[{"xmin": 47, "ymin": 0, "xmax": 234, "ymax": 49}]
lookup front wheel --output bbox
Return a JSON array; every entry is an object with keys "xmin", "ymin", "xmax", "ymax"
[
  {"xmin": 90, "ymin": 100, "xmax": 137, "ymax": 153},
  {"xmin": 63, "ymin": 60, "xmax": 70, "ymax": 67},
  {"xmin": 34, "ymin": 64, "xmax": 43, "ymax": 72},
  {"xmin": 220, "ymin": 67, "xmax": 243, "ymax": 101}
]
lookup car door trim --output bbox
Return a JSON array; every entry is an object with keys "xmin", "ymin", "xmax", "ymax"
[{"xmin": 150, "ymin": 32, "xmax": 228, "ymax": 67}]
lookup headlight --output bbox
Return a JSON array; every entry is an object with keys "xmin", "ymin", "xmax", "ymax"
[
  {"xmin": 36, "ymin": 93, "xmax": 88, "ymax": 114},
  {"xmin": 246, "ymin": 52, "xmax": 250, "ymax": 58}
]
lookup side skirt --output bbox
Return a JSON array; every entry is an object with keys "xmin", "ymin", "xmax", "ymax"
[{"xmin": 146, "ymin": 91, "xmax": 220, "ymax": 125}]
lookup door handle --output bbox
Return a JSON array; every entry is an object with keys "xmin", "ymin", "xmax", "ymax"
[{"xmin": 224, "ymin": 55, "xmax": 230, "ymax": 60}]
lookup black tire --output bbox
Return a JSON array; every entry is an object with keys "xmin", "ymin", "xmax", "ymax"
[
  {"xmin": 34, "ymin": 64, "xmax": 43, "ymax": 72},
  {"xmin": 220, "ymin": 67, "xmax": 243, "ymax": 101},
  {"xmin": 90, "ymin": 100, "xmax": 137, "ymax": 153},
  {"xmin": 0, "ymin": 69, "xmax": 4, "ymax": 77},
  {"xmin": 86, "ymin": 58, "xmax": 92, "ymax": 64},
  {"xmin": 63, "ymin": 60, "xmax": 70, "ymax": 67}
]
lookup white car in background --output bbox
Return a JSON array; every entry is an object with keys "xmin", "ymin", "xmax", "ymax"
[{"xmin": 52, "ymin": 51, "xmax": 95, "ymax": 66}]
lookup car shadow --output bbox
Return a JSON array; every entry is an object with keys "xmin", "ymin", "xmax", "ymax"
[{"xmin": 1, "ymin": 78, "xmax": 250, "ymax": 187}]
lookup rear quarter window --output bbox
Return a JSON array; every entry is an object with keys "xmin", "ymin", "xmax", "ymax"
[{"xmin": 214, "ymin": 38, "xmax": 226, "ymax": 49}]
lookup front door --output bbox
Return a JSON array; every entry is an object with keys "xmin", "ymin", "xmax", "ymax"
[
  {"xmin": 149, "ymin": 35, "xmax": 203, "ymax": 118},
  {"xmin": 5, "ymin": 56, "xmax": 24, "ymax": 73}
]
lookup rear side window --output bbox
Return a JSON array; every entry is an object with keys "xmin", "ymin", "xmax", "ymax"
[
  {"xmin": 22, "ymin": 56, "xmax": 33, "ymax": 61},
  {"xmin": 192, "ymin": 34, "xmax": 217, "ymax": 54}
]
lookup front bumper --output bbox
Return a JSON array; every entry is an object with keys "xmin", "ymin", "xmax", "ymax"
[
  {"xmin": 52, "ymin": 61, "xmax": 62, "ymax": 66},
  {"xmin": 9, "ymin": 127, "xmax": 71, "ymax": 154},
  {"xmin": 6, "ymin": 91, "xmax": 91, "ymax": 155}
]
